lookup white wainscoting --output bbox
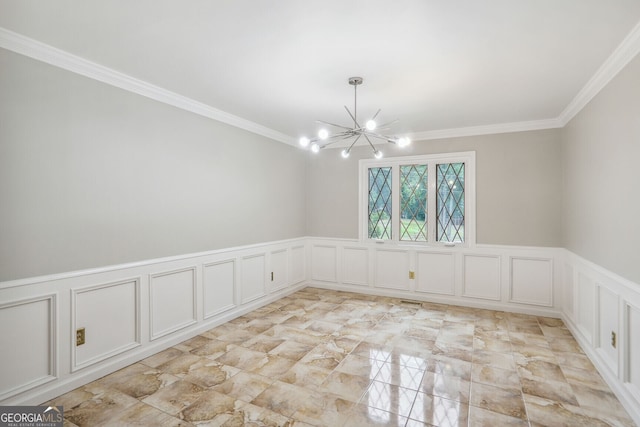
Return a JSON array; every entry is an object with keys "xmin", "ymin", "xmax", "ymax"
[
  {"xmin": 462, "ymin": 254, "xmax": 501, "ymax": 301},
  {"xmin": 203, "ymin": 260, "xmax": 236, "ymax": 319},
  {"xmin": 563, "ymin": 250, "xmax": 640, "ymax": 425},
  {"xmin": 415, "ymin": 251, "xmax": 455, "ymax": 296},
  {"xmin": 309, "ymin": 238, "xmax": 563, "ymax": 316},
  {"xmin": 509, "ymin": 256, "xmax": 553, "ymax": 307},
  {"xmin": 149, "ymin": 267, "xmax": 197, "ymax": 341},
  {"xmin": 240, "ymin": 254, "xmax": 266, "ymax": 304},
  {"xmin": 0, "ymin": 238, "xmax": 307, "ymax": 406},
  {"xmin": 72, "ymin": 278, "xmax": 140, "ymax": 371},
  {"xmin": 2, "ymin": 236, "xmax": 640, "ymax": 424},
  {"xmin": 0, "ymin": 294, "xmax": 57, "ymax": 401}
]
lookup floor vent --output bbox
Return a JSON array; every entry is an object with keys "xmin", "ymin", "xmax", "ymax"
[{"xmin": 400, "ymin": 300, "xmax": 422, "ymax": 305}]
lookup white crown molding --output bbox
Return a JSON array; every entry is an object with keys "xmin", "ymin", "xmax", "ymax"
[
  {"xmin": 558, "ymin": 19, "xmax": 640, "ymax": 126},
  {"xmin": 2, "ymin": 18, "xmax": 639, "ymax": 145},
  {"xmin": 410, "ymin": 118, "xmax": 563, "ymax": 142},
  {"xmin": 0, "ymin": 27, "xmax": 296, "ymax": 146}
]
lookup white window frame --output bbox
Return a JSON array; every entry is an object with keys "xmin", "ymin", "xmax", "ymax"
[{"xmin": 359, "ymin": 151, "xmax": 476, "ymax": 248}]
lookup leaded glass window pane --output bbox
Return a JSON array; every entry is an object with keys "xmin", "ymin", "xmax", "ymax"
[
  {"xmin": 400, "ymin": 165, "xmax": 428, "ymax": 241},
  {"xmin": 368, "ymin": 167, "xmax": 392, "ymax": 239},
  {"xmin": 436, "ymin": 163, "xmax": 465, "ymax": 242}
]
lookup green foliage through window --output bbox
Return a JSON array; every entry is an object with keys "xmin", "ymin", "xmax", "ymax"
[
  {"xmin": 436, "ymin": 162, "xmax": 465, "ymax": 242},
  {"xmin": 400, "ymin": 165, "xmax": 428, "ymax": 241},
  {"xmin": 368, "ymin": 167, "xmax": 392, "ymax": 239}
]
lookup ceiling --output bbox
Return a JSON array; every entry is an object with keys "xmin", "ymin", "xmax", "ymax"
[{"xmin": 1, "ymin": 0, "xmax": 640, "ymax": 145}]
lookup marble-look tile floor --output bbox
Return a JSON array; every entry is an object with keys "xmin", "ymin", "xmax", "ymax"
[{"xmin": 47, "ymin": 287, "xmax": 636, "ymax": 426}]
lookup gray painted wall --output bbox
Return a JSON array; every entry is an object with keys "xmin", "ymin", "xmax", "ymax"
[
  {"xmin": 4, "ymin": 41, "xmax": 638, "ymax": 286},
  {"xmin": 562, "ymin": 53, "xmax": 640, "ymax": 284},
  {"xmin": 306, "ymin": 129, "xmax": 563, "ymax": 247},
  {"xmin": 0, "ymin": 48, "xmax": 307, "ymax": 281}
]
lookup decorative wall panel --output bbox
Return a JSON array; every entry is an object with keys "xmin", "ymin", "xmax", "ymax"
[
  {"xmin": 577, "ymin": 272, "xmax": 595, "ymax": 344},
  {"xmin": 270, "ymin": 249, "xmax": 288, "ymax": 292},
  {"xmin": 311, "ymin": 245, "xmax": 337, "ymax": 282},
  {"xmin": 203, "ymin": 260, "xmax": 236, "ymax": 319},
  {"xmin": 510, "ymin": 257, "xmax": 553, "ymax": 306},
  {"xmin": 73, "ymin": 279, "xmax": 139, "ymax": 370},
  {"xmin": 596, "ymin": 285, "xmax": 619, "ymax": 373},
  {"xmin": 241, "ymin": 254, "xmax": 266, "ymax": 304},
  {"xmin": 342, "ymin": 247, "xmax": 369, "ymax": 286},
  {"xmin": 149, "ymin": 267, "xmax": 197, "ymax": 340},
  {"xmin": 462, "ymin": 254, "xmax": 500, "ymax": 300},
  {"xmin": 374, "ymin": 249, "xmax": 410, "ymax": 290},
  {"xmin": 415, "ymin": 251, "xmax": 455, "ymax": 295},
  {"xmin": 0, "ymin": 295, "xmax": 56, "ymax": 400},
  {"xmin": 290, "ymin": 246, "xmax": 306, "ymax": 284}
]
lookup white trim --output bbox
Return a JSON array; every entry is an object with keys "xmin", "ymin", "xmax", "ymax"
[
  {"xmin": 0, "ymin": 293, "xmax": 58, "ymax": 401},
  {"xmin": 3, "ymin": 19, "xmax": 640, "ymax": 149},
  {"xmin": 461, "ymin": 253, "xmax": 502, "ymax": 301},
  {"xmin": 410, "ymin": 118, "xmax": 562, "ymax": 142},
  {"xmin": 148, "ymin": 266, "xmax": 198, "ymax": 341},
  {"xmin": 508, "ymin": 256, "xmax": 554, "ymax": 307},
  {"xmin": 558, "ymin": 20, "xmax": 640, "ymax": 126},
  {"xmin": 0, "ymin": 236, "xmax": 306, "ymax": 290},
  {"xmin": 359, "ymin": 151, "xmax": 476, "ymax": 247},
  {"xmin": 563, "ymin": 249, "xmax": 640, "ymax": 425},
  {"xmin": 240, "ymin": 253, "xmax": 267, "ymax": 304},
  {"xmin": 0, "ymin": 27, "xmax": 294, "ymax": 146},
  {"xmin": 202, "ymin": 259, "xmax": 237, "ymax": 319},
  {"xmin": 71, "ymin": 278, "xmax": 141, "ymax": 372}
]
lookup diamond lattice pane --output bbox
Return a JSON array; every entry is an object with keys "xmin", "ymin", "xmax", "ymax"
[
  {"xmin": 436, "ymin": 163, "xmax": 465, "ymax": 242},
  {"xmin": 368, "ymin": 167, "xmax": 392, "ymax": 239},
  {"xmin": 400, "ymin": 165, "xmax": 428, "ymax": 241}
]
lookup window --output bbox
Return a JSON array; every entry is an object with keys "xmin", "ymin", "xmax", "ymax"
[{"xmin": 360, "ymin": 152, "xmax": 475, "ymax": 246}]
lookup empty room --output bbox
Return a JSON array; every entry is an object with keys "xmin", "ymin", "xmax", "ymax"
[{"xmin": 1, "ymin": 1, "xmax": 639, "ymax": 426}]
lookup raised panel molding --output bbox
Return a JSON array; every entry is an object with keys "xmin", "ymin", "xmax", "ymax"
[
  {"xmin": 203, "ymin": 260, "xmax": 236, "ymax": 319},
  {"xmin": 577, "ymin": 272, "xmax": 595, "ymax": 344},
  {"xmin": 270, "ymin": 249, "xmax": 288, "ymax": 292},
  {"xmin": 241, "ymin": 254, "xmax": 266, "ymax": 304},
  {"xmin": 509, "ymin": 257, "xmax": 553, "ymax": 307},
  {"xmin": 415, "ymin": 251, "xmax": 455, "ymax": 296},
  {"xmin": 596, "ymin": 285, "xmax": 619, "ymax": 374},
  {"xmin": 311, "ymin": 245, "xmax": 337, "ymax": 282},
  {"xmin": 290, "ymin": 245, "xmax": 306, "ymax": 284},
  {"xmin": 149, "ymin": 267, "xmax": 197, "ymax": 341},
  {"xmin": 562, "ymin": 250, "xmax": 640, "ymax": 425},
  {"xmin": 374, "ymin": 249, "xmax": 410, "ymax": 291},
  {"xmin": 72, "ymin": 279, "xmax": 140, "ymax": 371},
  {"xmin": 342, "ymin": 247, "xmax": 369, "ymax": 286},
  {"xmin": 462, "ymin": 254, "xmax": 501, "ymax": 301},
  {"xmin": 0, "ymin": 294, "xmax": 57, "ymax": 400},
  {"xmin": 563, "ymin": 263, "xmax": 575, "ymax": 321},
  {"xmin": 627, "ymin": 303, "xmax": 640, "ymax": 401}
]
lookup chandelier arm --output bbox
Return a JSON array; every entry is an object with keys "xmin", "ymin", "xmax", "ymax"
[
  {"xmin": 363, "ymin": 134, "xmax": 377, "ymax": 155},
  {"xmin": 371, "ymin": 109, "xmax": 382, "ymax": 121},
  {"xmin": 346, "ymin": 134, "xmax": 362, "ymax": 152},
  {"xmin": 344, "ymin": 106, "xmax": 362, "ymax": 129},
  {"xmin": 316, "ymin": 120, "xmax": 353, "ymax": 131},
  {"xmin": 362, "ymin": 131, "xmax": 397, "ymax": 143},
  {"xmin": 376, "ymin": 119, "xmax": 399, "ymax": 129},
  {"xmin": 318, "ymin": 131, "xmax": 351, "ymax": 147}
]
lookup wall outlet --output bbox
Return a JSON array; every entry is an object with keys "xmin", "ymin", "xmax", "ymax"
[
  {"xmin": 409, "ymin": 271, "xmax": 415, "ymax": 279},
  {"xmin": 611, "ymin": 331, "xmax": 617, "ymax": 348},
  {"xmin": 76, "ymin": 328, "xmax": 85, "ymax": 346}
]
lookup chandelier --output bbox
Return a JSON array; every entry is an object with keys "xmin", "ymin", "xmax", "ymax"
[{"xmin": 299, "ymin": 77, "xmax": 411, "ymax": 159}]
